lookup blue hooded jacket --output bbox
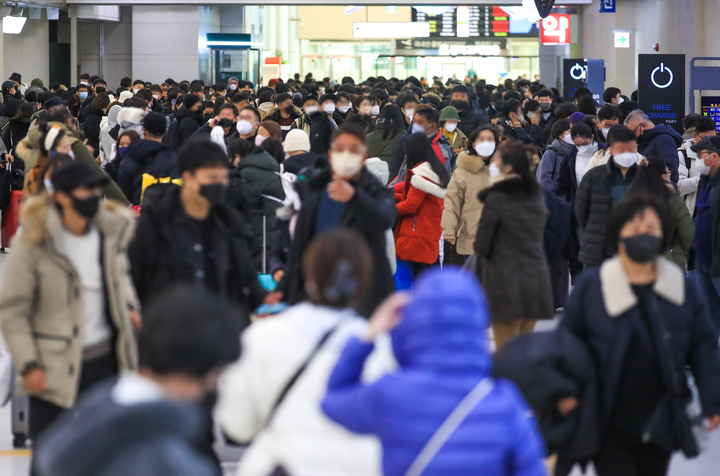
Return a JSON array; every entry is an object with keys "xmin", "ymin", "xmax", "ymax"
[
  {"xmin": 638, "ymin": 124, "xmax": 683, "ymax": 184},
  {"xmin": 322, "ymin": 268, "xmax": 546, "ymax": 476}
]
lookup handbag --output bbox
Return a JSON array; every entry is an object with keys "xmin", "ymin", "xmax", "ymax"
[
  {"xmin": 405, "ymin": 379, "xmax": 494, "ymax": 476},
  {"xmin": 642, "ymin": 297, "xmax": 705, "ymax": 457}
]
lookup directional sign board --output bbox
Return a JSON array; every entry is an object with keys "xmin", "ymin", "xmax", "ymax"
[
  {"xmin": 614, "ymin": 31, "xmax": 630, "ymax": 48},
  {"xmin": 638, "ymin": 54, "xmax": 686, "ymax": 133},
  {"xmin": 600, "ymin": 0, "xmax": 616, "ymax": 13}
]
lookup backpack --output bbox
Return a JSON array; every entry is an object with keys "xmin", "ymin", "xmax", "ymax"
[{"xmin": 679, "ymin": 148, "xmax": 691, "ymax": 172}]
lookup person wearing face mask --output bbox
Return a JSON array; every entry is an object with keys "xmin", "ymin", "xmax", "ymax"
[
  {"xmin": 678, "ymin": 116, "xmax": 717, "ymax": 215},
  {"xmin": 0, "ymin": 161, "xmax": 140, "ymax": 460},
  {"xmin": 236, "ymin": 106, "xmax": 261, "ymax": 145},
  {"xmin": 602, "ymin": 86, "xmax": 624, "ymax": 107},
  {"xmin": 400, "ymin": 107, "xmax": 453, "ymax": 177},
  {"xmin": 266, "ymin": 93, "xmax": 303, "ymax": 140},
  {"xmin": 690, "ymin": 136, "xmax": 720, "ymax": 334},
  {"xmin": 442, "ymin": 125, "xmax": 498, "ymax": 265},
  {"xmin": 575, "ymin": 126, "xmax": 640, "ymax": 269},
  {"xmin": 227, "ymin": 77, "xmax": 240, "ymax": 95},
  {"xmin": 309, "ymin": 93, "xmax": 341, "ymax": 156},
  {"xmin": 625, "ymin": 110, "xmax": 683, "ymax": 184},
  {"xmin": 80, "ymin": 93, "xmax": 111, "ymax": 158},
  {"xmin": 537, "ymin": 119, "xmax": 575, "ymax": 190},
  {"xmin": 282, "ymin": 129, "xmax": 320, "ymax": 175},
  {"xmin": 334, "ymin": 92, "xmax": 352, "ymax": 124},
  {"xmin": 170, "ymin": 93, "xmax": 205, "ymax": 149},
  {"xmin": 397, "ymin": 93, "xmax": 419, "ymax": 128},
  {"xmin": 438, "ymin": 106, "xmax": 468, "ymax": 155},
  {"xmin": 474, "ymin": 142, "xmax": 553, "ymax": 349},
  {"xmin": 450, "ymin": 84, "xmax": 489, "ymax": 137},
  {"xmin": 499, "ymin": 99, "xmax": 534, "ymax": 145},
  {"xmin": 277, "ymin": 127, "xmax": 397, "ymax": 316},
  {"xmin": 129, "ymin": 138, "xmax": 265, "ymax": 315},
  {"xmin": 596, "ymin": 104, "xmax": 621, "ymax": 143},
  {"xmin": 535, "ymin": 89, "xmax": 555, "ymax": 128},
  {"xmin": 192, "ymin": 103, "xmax": 240, "ymax": 146},
  {"xmin": 103, "ymin": 130, "xmax": 139, "ymax": 182},
  {"xmin": 554, "ymin": 121, "xmax": 604, "ymax": 204},
  {"xmin": 560, "ymin": 194, "xmax": 720, "ymax": 476},
  {"xmin": 117, "ymin": 112, "xmax": 179, "ymax": 206},
  {"xmin": 292, "ymin": 95, "xmax": 319, "ymax": 135}
]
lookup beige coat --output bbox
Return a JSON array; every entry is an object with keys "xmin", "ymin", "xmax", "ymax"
[
  {"xmin": 0, "ymin": 194, "xmax": 139, "ymax": 408},
  {"xmin": 441, "ymin": 151, "xmax": 492, "ymax": 255}
]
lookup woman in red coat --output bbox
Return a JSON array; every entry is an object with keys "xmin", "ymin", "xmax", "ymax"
[{"xmin": 393, "ymin": 133, "xmax": 450, "ymax": 278}]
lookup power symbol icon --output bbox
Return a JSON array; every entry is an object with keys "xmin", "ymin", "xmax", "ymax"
[
  {"xmin": 651, "ymin": 63, "xmax": 674, "ymax": 89},
  {"xmin": 570, "ymin": 63, "xmax": 585, "ymax": 81}
]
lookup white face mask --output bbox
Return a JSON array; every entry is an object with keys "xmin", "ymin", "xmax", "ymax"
[
  {"xmin": 370, "ymin": 105, "xmax": 380, "ymax": 116},
  {"xmin": 153, "ymin": 94, "xmax": 161, "ymax": 100},
  {"xmin": 323, "ymin": 103, "xmax": 336, "ymax": 114},
  {"xmin": 617, "ymin": 97, "xmax": 625, "ymax": 105},
  {"xmin": 613, "ymin": 152, "xmax": 637, "ymax": 168},
  {"xmin": 444, "ymin": 122, "xmax": 458, "ymax": 133},
  {"xmin": 700, "ymin": 164, "xmax": 712, "ymax": 175},
  {"xmin": 602, "ymin": 127, "xmax": 611, "ymax": 137},
  {"xmin": 404, "ymin": 108, "xmax": 415, "ymax": 120},
  {"xmin": 236, "ymin": 119, "xmax": 253, "ymax": 135},
  {"xmin": 488, "ymin": 162, "xmax": 502, "ymax": 177},
  {"xmin": 577, "ymin": 143, "xmax": 597, "ymax": 154},
  {"xmin": 331, "ymin": 150, "xmax": 364, "ymax": 178},
  {"xmin": 305, "ymin": 105, "xmax": 319, "ymax": 115},
  {"xmin": 229, "ymin": 84, "xmax": 238, "ymax": 91},
  {"xmin": 338, "ymin": 105, "xmax": 351, "ymax": 114},
  {"xmin": 475, "ymin": 141, "xmax": 496, "ymax": 158},
  {"xmin": 411, "ymin": 123, "xmax": 425, "ymax": 134},
  {"xmin": 43, "ymin": 178, "xmax": 54, "ymax": 192},
  {"xmin": 563, "ymin": 133, "xmax": 574, "ymax": 145}
]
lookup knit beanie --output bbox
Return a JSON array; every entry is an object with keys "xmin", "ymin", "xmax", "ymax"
[{"xmin": 283, "ymin": 129, "xmax": 310, "ymax": 153}]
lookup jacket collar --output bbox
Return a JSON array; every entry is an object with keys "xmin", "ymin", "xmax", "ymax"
[
  {"xmin": 455, "ymin": 151, "xmax": 487, "ymax": 174},
  {"xmin": 410, "ymin": 162, "xmax": 446, "ymax": 198},
  {"xmin": 600, "ymin": 256, "xmax": 685, "ymax": 318}
]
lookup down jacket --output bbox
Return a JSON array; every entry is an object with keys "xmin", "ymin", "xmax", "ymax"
[
  {"xmin": 441, "ymin": 151, "xmax": 491, "ymax": 255},
  {"xmin": 216, "ymin": 303, "xmax": 395, "ymax": 476},
  {"xmin": 393, "ymin": 162, "xmax": 446, "ymax": 264},
  {"xmin": 0, "ymin": 195, "xmax": 139, "ymax": 409},
  {"xmin": 474, "ymin": 176, "xmax": 554, "ymax": 324},
  {"xmin": 117, "ymin": 139, "xmax": 179, "ymax": 205},
  {"xmin": 537, "ymin": 139, "xmax": 575, "ymax": 190},
  {"xmin": 322, "ymin": 268, "xmax": 547, "ymax": 476}
]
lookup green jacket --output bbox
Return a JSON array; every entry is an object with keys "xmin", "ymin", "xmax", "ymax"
[
  {"xmin": 236, "ymin": 151, "xmax": 285, "ymax": 272},
  {"xmin": 666, "ymin": 191, "xmax": 695, "ymax": 271},
  {"xmin": 367, "ymin": 130, "xmax": 402, "ymax": 179}
]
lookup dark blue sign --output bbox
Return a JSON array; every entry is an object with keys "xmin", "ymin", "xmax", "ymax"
[
  {"xmin": 600, "ymin": 0, "xmax": 616, "ymax": 13},
  {"xmin": 638, "ymin": 54, "xmax": 686, "ymax": 133},
  {"xmin": 586, "ymin": 59, "xmax": 606, "ymax": 105}
]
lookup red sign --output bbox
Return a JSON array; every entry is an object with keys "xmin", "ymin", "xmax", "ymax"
[{"xmin": 540, "ymin": 14, "xmax": 571, "ymax": 45}]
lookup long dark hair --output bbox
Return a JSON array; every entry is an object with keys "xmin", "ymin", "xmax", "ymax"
[
  {"xmin": 112, "ymin": 130, "xmax": 141, "ymax": 165},
  {"xmin": 403, "ymin": 132, "xmax": 450, "ymax": 187},
  {"xmin": 375, "ymin": 104, "xmax": 406, "ymax": 140},
  {"xmin": 497, "ymin": 141, "xmax": 540, "ymax": 195},
  {"xmin": 629, "ymin": 156, "xmax": 672, "ymax": 200}
]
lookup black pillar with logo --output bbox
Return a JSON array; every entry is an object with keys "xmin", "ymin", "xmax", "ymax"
[{"xmin": 638, "ymin": 54, "xmax": 686, "ymax": 133}]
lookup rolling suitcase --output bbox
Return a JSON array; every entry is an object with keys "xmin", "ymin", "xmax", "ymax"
[{"xmin": 11, "ymin": 393, "xmax": 28, "ymax": 448}]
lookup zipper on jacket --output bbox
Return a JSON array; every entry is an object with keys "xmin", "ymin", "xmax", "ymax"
[{"xmin": 413, "ymin": 213, "xmax": 417, "ymax": 231}]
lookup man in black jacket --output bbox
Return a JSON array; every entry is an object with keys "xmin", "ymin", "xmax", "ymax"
[
  {"xmin": 129, "ymin": 138, "xmax": 265, "ymax": 325},
  {"xmin": 278, "ymin": 126, "xmax": 397, "ymax": 315},
  {"xmin": 173, "ymin": 94, "xmax": 205, "ymax": 148},
  {"xmin": 451, "ymin": 84, "xmax": 489, "ymax": 137},
  {"xmin": 118, "ymin": 112, "xmax": 179, "ymax": 205},
  {"xmin": 191, "ymin": 103, "xmax": 240, "ymax": 146},
  {"xmin": 575, "ymin": 126, "xmax": 639, "ymax": 268}
]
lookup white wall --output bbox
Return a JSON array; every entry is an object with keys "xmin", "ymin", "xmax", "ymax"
[{"xmin": 3, "ymin": 13, "xmax": 50, "ymax": 85}]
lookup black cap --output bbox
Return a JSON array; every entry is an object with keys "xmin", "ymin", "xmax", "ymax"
[
  {"xmin": 452, "ymin": 84, "xmax": 470, "ymax": 95},
  {"xmin": 51, "ymin": 162, "xmax": 109, "ymax": 194},
  {"xmin": 142, "ymin": 112, "xmax": 168, "ymax": 136},
  {"xmin": 319, "ymin": 93, "xmax": 336, "ymax": 104},
  {"xmin": 691, "ymin": 136, "xmax": 720, "ymax": 154},
  {"xmin": 44, "ymin": 97, "xmax": 67, "ymax": 109},
  {"xmin": 302, "ymin": 95, "xmax": 319, "ymax": 105},
  {"xmin": 2, "ymin": 81, "xmax": 14, "ymax": 93},
  {"xmin": 9, "ymin": 73, "xmax": 21, "ymax": 83}
]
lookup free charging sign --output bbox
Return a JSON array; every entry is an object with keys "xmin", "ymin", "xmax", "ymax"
[{"xmin": 638, "ymin": 54, "xmax": 686, "ymax": 134}]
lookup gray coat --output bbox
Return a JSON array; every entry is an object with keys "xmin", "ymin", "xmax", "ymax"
[{"xmin": 474, "ymin": 175, "xmax": 554, "ymax": 323}]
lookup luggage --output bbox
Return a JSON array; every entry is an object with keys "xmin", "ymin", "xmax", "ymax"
[
  {"xmin": 11, "ymin": 393, "xmax": 29, "ymax": 448},
  {"xmin": 1, "ymin": 190, "xmax": 22, "ymax": 250}
]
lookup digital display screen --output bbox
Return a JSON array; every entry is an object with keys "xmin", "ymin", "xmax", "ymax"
[
  {"xmin": 701, "ymin": 97, "xmax": 720, "ymax": 133},
  {"xmin": 411, "ymin": 6, "xmax": 539, "ymax": 38}
]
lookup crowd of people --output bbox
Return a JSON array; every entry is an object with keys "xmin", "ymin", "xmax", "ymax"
[{"xmin": 0, "ymin": 68, "xmax": 719, "ymax": 476}]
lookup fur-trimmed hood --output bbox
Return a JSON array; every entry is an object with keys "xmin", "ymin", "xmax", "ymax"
[
  {"xmin": 455, "ymin": 151, "xmax": 488, "ymax": 174},
  {"xmin": 478, "ymin": 174, "xmax": 539, "ymax": 202},
  {"xmin": 19, "ymin": 193, "xmax": 136, "ymax": 249},
  {"xmin": 117, "ymin": 107, "xmax": 147, "ymax": 128},
  {"xmin": 600, "ymin": 256, "xmax": 684, "ymax": 318},
  {"xmin": 410, "ymin": 162, "xmax": 446, "ymax": 198}
]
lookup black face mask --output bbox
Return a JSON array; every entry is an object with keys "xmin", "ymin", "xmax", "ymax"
[
  {"xmin": 540, "ymin": 102, "xmax": 552, "ymax": 112},
  {"xmin": 622, "ymin": 234, "xmax": 662, "ymax": 263},
  {"xmin": 199, "ymin": 183, "xmax": 227, "ymax": 205},
  {"xmin": 203, "ymin": 114, "xmax": 213, "ymax": 122},
  {"xmin": 218, "ymin": 118, "xmax": 234, "ymax": 129},
  {"xmin": 284, "ymin": 105, "xmax": 294, "ymax": 114},
  {"xmin": 452, "ymin": 100, "xmax": 468, "ymax": 111},
  {"xmin": 72, "ymin": 195, "xmax": 100, "ymax": 219},
  {"xmin": 95, "ymin": 87, "xmax": 106, "ymax": 94}
]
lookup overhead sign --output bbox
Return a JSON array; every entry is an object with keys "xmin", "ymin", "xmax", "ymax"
[
  {"xmin": 600, "ymin": 0, "xmax": 616, "ymax": 13},
  {"xmin": 701, "ymin": 97, "xmax": 720, "ymax": 133},
  {"xmin": 540, "ymin": 14, "xmax": 571, "ymax": 45},
  {"xmin": 411, "ymin": 5, "xmax": 539, "ymax": 38},
  {"xmin": 614, "ymin": 31, "xmax": 630, "ymax": 48},
  {"xmin": 394, "ymin": 38, "xmax": 505, "ymax": 56},
  {"xmin": 638, "ymin": 54, "xmax": 686, "ymax": 133},
  {"xmin": 563, "ymin": 58, "xmax": 605, "ymax": 102},
  {"xmin": 353, "ymin": 22, "xmax": 430, "ymax": 38}
]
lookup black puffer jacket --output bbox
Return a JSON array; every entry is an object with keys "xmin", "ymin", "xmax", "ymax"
[
  {"xmin": 117, "ymin": 139, "xmax": 179, "ymax": 205},
  {"xmin": 494, "ymin": 327, "xmax": 599, "ymax": 476},
  {"xmin": 81, "ymin": 106, "xmax": 104, "ymax": 155},
  {"xmin": 174, "ymin": 106, "xmax": 205, "ymax": 147},
  {"xmin": 456, "ymin": 104, "xmax": 489, "ymax": 137},
  {"xmin": 574, "ymin": 159, "xmax": 637, "ymax": 267}
]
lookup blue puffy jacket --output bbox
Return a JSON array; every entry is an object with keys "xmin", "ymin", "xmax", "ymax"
[
  {"xmin": 322, "ymin": 268, "xmax": 546, "ymax": 476},
  {"xmin": 638, "ymin": 124, "xmax": 683, "ymax": 184}
]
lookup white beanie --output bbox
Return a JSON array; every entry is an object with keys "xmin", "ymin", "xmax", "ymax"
[
  {"xmin": 119, "ymin": 90, "xmax": 134, "ymax": 103},
  {"xmin": 283, "ymin": 129, "xmax": 310, "ymax": 154}
]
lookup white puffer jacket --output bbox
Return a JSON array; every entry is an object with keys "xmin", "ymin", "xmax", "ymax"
[
  {"xmin": 215, "ymin": 303, "xmax": 395, "ymax": 476},
  {"xmin": 678, "ymin": 138, "xmax": 706, "ymax": 215}
]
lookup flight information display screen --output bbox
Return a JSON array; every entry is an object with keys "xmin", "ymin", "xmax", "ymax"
[{"xmin": 411, "ymin": 6, "xmax": 539, "ymax": 38}]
